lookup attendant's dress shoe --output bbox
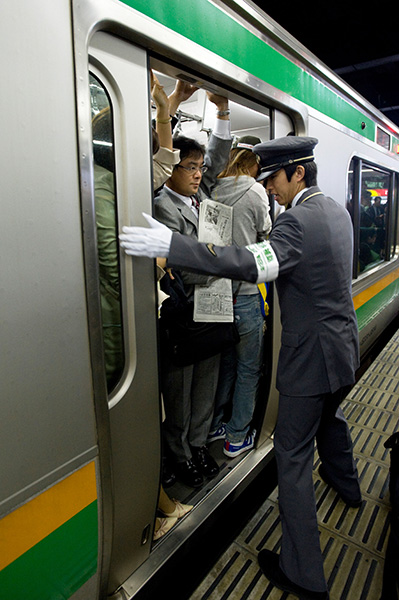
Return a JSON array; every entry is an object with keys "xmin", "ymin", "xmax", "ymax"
[
  {"xmin": 318, "ymin": 464, "xmax": 362, "ymax": 508},
  {"xmin": 175, "ymin": 459, "xmax": 203, "ymax": 488},
  {"xmin": 258, "ymin": 550, "xmax": 329, "ymax": 600},
  {"xmin": 191, "ymin": 446, "xmax": 219, "ymax": 478}
]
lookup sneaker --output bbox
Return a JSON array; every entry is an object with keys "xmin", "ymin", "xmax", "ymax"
[
  {"xmin": 223, "ymin": 430, "xmax": 256, "ymax": 458},
  {"xmin": 207, "ymin": 423, "xmax": 226, "ymax": 443}
]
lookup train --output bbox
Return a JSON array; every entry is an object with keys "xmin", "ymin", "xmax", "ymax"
[{"xmin": 1, "ymin": 0, "xmax": 399, "ymax": 598}]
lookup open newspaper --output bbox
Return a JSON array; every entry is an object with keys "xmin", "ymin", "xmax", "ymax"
[{"xmin": 193, "ymin": 199, "xmax": 234, "ymax": 322}]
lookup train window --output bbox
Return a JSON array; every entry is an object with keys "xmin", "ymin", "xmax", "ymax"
[
  {"xmin": 390, "ymin": 173, "xmax": 399, "ymax": 258},
  {"xmin": 359, "ymin": 166, "xmax": 389, "ymax": 272},
  {"xmin": 377, "ymin": 127, "xmax": 390, "ymax": 151},
  {"xmin": 90, "ymin": 73, "xmax": 125, "ymax": 393},
  {"xmin": 347, "ymin": 158, "xmax": 391, "ymax": 276}
]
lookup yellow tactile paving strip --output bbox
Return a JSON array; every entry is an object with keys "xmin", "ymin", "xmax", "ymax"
[{"xmin": 190, "ymin": 331, "xmax": 399, "ymax": 599}]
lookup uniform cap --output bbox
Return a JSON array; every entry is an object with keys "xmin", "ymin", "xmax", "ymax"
[{"xmin": 253, "ymin": 136, "xmax": 318, "ymax": 181}]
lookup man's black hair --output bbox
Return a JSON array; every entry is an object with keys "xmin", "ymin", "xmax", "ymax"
[
  {"xmin": 172, "ymin": 135, "xmax": 206, "ymax": 162},
  {"xmin": 284, "ymin": 161, "xmax": 318, "ymax": 187}
]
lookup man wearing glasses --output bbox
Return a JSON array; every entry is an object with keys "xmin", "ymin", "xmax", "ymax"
[{"xmin": 154, "ymin": 91, "xmax": 232, "ymax": 488}]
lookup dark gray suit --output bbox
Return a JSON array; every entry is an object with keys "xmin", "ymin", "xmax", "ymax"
[
  {"xmin": 167, "ymin": 186, "xmax": 360, "ymax": 592},
  {"xmin": 155, "ymin": 133, "xmax": 231, "ymax": 463}
]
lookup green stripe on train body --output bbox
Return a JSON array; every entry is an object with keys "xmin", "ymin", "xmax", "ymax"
[
  {"xmin": 0, "ymin": 501, "xmax": 98, "ymax": 600},
  {"xmin": 123, "ymin": 0, "xmax": 375, "ymax": 140}
]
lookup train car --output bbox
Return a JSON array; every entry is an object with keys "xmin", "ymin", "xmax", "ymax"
[{"xmin": 1, "ymin": 1, "xmax": 399, "ymax": 599}]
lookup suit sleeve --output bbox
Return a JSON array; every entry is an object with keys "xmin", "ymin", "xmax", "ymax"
[
  {"xmin": 200, "ymin": 133, "xmax": 232, "ymax": 198},
  {"xmin": 268, "ymin": 212, "xmax": 303, "ymax": 274},
  {"xmin": 168, "ymin": 233, "xmax": 279, "ymax": 283},
  {"xmin": 154, "ymin": 194, "xmax": 211, "ymax": 286}
]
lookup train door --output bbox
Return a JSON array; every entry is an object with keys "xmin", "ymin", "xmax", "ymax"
[{"xmin": 80, "ymin": 32, "xmax": 161, "ymax": 595}]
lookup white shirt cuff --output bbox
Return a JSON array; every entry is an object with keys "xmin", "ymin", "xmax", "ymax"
[{"xmin": 212, "ymin": 117, "xmax": 231, "ymax": 140}]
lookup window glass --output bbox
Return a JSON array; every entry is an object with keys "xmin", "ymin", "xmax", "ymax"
[
  {"xmin": 359, "ymin": 166, "xmax": 389, "ymax": 272},
  {"xmin": 390, "ymin": 173, "xmax": 399, "ymax": 259},
  {"xmin": 347, "ymin": 160, "xmax": 390, "ymax": 275},
  {"xmin": 90, "ymin": 73, "xmax": 125, "ymax": 392},
  {"xmin": 377, "ymin": 127, "xmax": 390, "ymax": 150}
]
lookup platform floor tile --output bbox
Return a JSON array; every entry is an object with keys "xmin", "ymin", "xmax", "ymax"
[{"xmin": 189, "ymin": 330, "xmax": 399, "ymax": 599}]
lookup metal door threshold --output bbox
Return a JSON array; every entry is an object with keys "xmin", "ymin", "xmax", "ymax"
[{"xmin": 190, "ymin": 332, "xmax": 399, "ymax": 599}]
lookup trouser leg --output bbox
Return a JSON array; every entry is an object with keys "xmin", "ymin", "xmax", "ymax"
[
  {"xmin": 275, "ymin": 393, "xmax": 328, "ymax": 593},
  {"xmin": 161, "ymin": 359, "xmax": 194, "ymax": 462},
  {"xmin": 316, "ymin": 387, "xmax": 361, "ymax": 501},
  {"xmin": 189, "ymin": 354, "xmax": 220, "ymax": 447}
]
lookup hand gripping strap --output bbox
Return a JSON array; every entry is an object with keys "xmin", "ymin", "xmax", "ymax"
[{"xmin": 246, "ymin": 240, "xmax": 279, "ymax": 283}]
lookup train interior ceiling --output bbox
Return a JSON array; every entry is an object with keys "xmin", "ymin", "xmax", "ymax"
[{"xmin": 152, "ymin": 72, "xmax": 271, "ymax": 144}]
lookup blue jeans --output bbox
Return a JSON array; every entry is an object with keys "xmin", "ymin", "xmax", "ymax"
[{"xmin": 211, "ymin": 294, "xmax": 265, "ymax": 443}]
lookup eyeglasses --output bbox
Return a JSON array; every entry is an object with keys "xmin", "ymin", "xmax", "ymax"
[{"xmin": 176, "ymin": 164, "xmax": 208, "ymax": 174}]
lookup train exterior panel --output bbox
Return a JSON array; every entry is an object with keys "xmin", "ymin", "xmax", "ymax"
[{"xmin": 1, "ymin": 0, "xmax": 399, "ymax": 598}]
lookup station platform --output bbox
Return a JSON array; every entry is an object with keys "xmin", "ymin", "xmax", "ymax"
[{"xmin": 188, "ymin": 330, "xmax": 399, "ymax": 599}]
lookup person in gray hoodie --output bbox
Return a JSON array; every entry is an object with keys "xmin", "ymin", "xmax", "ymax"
[{"xmin": 207, "ymin": 136, "xmax": 272, "ymax": 457}]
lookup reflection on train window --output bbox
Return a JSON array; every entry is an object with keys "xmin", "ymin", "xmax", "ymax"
[
  {"xmin": 376, "ymin": 127, "xmax": 390, "ymax": 151},
  {"xmin": 347, "ymin": 158, "xmax": 390, "ymax": 276},
  {"xmin": 359, "ymin": 166, "xmax": 389, "ymax": 272},
  {"xmin": 90, "ymin": 73, "xmax": 125, "ymax": 392}
]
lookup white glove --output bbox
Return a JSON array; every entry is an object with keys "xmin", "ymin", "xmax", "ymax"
[{"xmin": 119, "ymin": 213, "xmax": 173, "ymax": 258}]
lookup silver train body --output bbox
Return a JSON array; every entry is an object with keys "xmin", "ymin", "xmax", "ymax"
[{"xmin": 1, "ymin": 1, "xmax": 399, "ymax": 598}]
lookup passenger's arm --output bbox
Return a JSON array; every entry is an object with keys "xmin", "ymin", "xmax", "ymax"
[
  {"xmin": 152, "ymin": 76, "xmax": 199, "ymax": 189},
  {"xmin": 252, "ymin": 182, "xmax": 273, "ymax": 241},
  {"xmin": 168, "ymin": 79, "xmax": 198, "ymax": 117},
  {"xmin": 151, "ymin": 70, "xmax": 173, "ymax": 150},
  {"xmin": 200, "ymin": 93, "xmax": 232, "ymax": 197}
]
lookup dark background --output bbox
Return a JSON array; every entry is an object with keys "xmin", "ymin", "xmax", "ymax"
[{"xmin": 251, "ymin": 3, "xmax": 399, "ymax": 127}]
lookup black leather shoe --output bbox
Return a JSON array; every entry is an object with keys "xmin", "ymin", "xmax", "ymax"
[
  {"xmin": 161, "ymin": 459, "xmax": 176, "ymax": 488},
  {"xmin": 258, "ymin": 550, "xmax": 329, "ymax": 599},
  {"xmin": 192, "ymin": 446, "xmax": 219, "ymax": 478},
  {"xmin": 318, "ymin": 464, "xmax": 362, "ymax": 508},
  {"xmin": 175, "ymin": 460, "xmax": 203, "ymax": 488}
]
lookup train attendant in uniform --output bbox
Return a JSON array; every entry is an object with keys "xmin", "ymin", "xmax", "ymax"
[{"xmin": 120, "ymin": 136, "xmax": 362, "ymax": 600}]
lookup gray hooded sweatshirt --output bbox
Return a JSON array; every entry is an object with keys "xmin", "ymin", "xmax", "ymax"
[{"xmin": 212, "ymin": 175, "xmax": 272, "ymax": 295}]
